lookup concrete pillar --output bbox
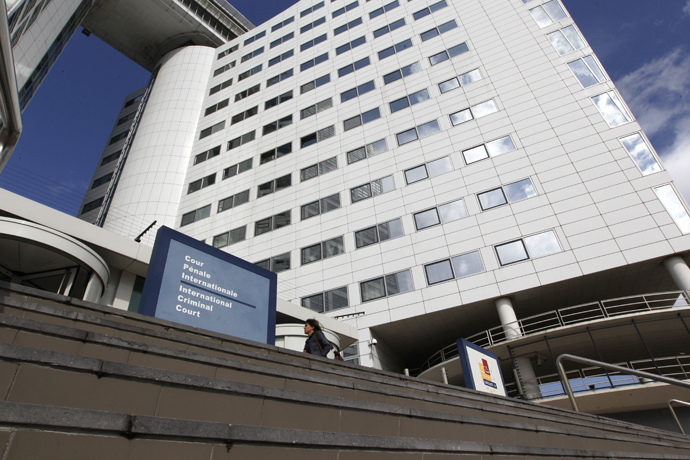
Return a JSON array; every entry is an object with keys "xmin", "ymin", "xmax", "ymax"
[
  {"xmin": 496, "ymin": 297, "xmax": 521, "ymax": 340},
  {"xmin": 664, "ymin": 256, "xmax": 690, "ymax": 291},
  {"xmin": 495, "ymin": 297, "xmax": 541, "ymax": 399}
]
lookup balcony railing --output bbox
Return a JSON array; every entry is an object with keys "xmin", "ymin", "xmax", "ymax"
[{"xmin": 416, "ymin": 291, "xmax": 690, "ymax": 375}]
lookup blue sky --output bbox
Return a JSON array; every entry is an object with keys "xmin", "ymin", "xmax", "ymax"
[{"xmin": 2, "ymin": 0, "xmax": 690, "ymax": 215}]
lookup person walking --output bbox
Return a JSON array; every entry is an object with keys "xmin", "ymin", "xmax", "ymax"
[{"xmin": 303, "ymin": 318, "xmax": 331, "ymax": 357}]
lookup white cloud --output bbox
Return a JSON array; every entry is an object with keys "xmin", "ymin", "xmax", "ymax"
[
  {"xmin": 684, "ymin": 0, "xmax": 690, "ymax": 16},
  {"xmin": 616, "ymin": 48, "xmax": 690, "ymax": 137},
  {"xmin": 615, "ymin": 48, "xmax": 690, "ymax": 204}
]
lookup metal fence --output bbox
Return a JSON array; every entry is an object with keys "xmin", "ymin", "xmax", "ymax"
[{"xmin": 416, "ymin": 291, "xmax": 690, "ymax": 376}]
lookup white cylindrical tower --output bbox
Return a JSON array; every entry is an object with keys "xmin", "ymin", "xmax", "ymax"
[{"xmin": 103, "ymin": 45, "xmax": 215, "ymax": 245}]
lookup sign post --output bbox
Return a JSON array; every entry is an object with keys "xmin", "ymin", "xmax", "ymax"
[
  {"xmin": 457, "ymin": 338, "xmax": 507, "ymax": 397},
  {"xmin": 139, "ymin": 226, "xmax": 277, "ymax": 344}
]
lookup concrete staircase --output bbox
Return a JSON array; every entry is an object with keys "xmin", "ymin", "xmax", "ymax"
[{"xmin": 1, "ymin": 280, "xmax": 689, "ymax": 459}]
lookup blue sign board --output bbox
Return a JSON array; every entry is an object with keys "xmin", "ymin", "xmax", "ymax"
[
  {"xmin": 139, "ymin": 226, "xmax": 277, "ymax": 344},
  {"xmin": 457, "ymin": 338, "xmax": 507, "ymax": 397}
]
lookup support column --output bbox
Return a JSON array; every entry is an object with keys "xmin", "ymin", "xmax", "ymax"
[
  {"xmin": 495, "ymin": 297, "xmax": 541, "ymax": 399},
  {"xmin": 664, "ymin": 256, "xmax": 690, "ymax": 291}
]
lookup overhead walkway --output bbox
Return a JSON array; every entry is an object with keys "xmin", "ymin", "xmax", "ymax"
[{"xmin": 1, "ymin": 280, "xmax": 690, "ymax": 459}]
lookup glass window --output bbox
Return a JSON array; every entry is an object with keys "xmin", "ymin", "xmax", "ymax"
[
  {"xmin": 323, "ymin": 236, "xmax": 344, "ymax": 258},
  {"xmin": 524, "ymin": 231, "xmax": 560, "ymax": 258},
  {"xmin": 390, "ymin": 97, "xmax": 410, "ymax": 113},
  {"xmin": 438, "ymin": 199, "xmax": 467, "ymax": 223},
  {"xmin": 302, "ymin": 293, "xmax": 323, "ymax": 312},
  {"xmin": 547, "ymin": 25, "xmax": 586, "ymax": 56},
  {"xmin": 255, "ymin": 217, "xmax": 272, "ymax": 236},
  {"xmin": 504, "ymin": 178, "xmax": 536, "ymax": 202},
  {"xmin": 405, "ymin": 165, "xmax": 428, "ymax": 184},
  {"xmin": 324, "ymin": 287, "xmax": 349, "ymax": 311},
  {"xmin": 471, "ymin": 100, "xmax": 498, "ymax": 118},
  {"xmin": 361, "ymin": 277, "xmax": 386, "ymax": 302},
  {"xmin": 459, "ymin": 69, "xmax": 481, "ymax": 86},
  {"xmin": 478, "ymin": 188, "xmax": 507, "ymax": 210},
  {"xmin": 448, "ymin": 42, "xmax": 469, "ymax": 58},
  {"xmin": 301, "ymin": 200, "xmax": 321, "ymax": 220},
  {"xmin": 301, "ymin": 244, "xmax": 322, "ymax": 265},
  {"xmin": 386, "ymin": 270, "xmax": 413, "ymax": 295},
  {"xmin": 592, "ymin": 91, "xmax": 632, "ymax": 127},
  {"xmin": 351, "ymin": 183, "xmax": 372, "ymax": 202},
  {"xmin": 418, "ymin": 120, "xmax": 441, "ymax": 138},
  {"xmin": 379, "ymin": 219, "xmax": 403, "ymax": 241},
  {"xmin": 451, "ymin": 251, "xmax": 483, "ymax": 278},
  {"xmin": 272, "ymin": 253, "xmax": 291, "ymax": 273},
  {"xmin": 450, "ymin": 109, "xmax": 473, "ymax": 125},
  {"xmin": 655, "ymin": 185, "xmax": 690, "ymax": 234},
  {"xmin": 568, "ymin": 55, "xmax": 606, "ymax": 88},
  {"xmin": 397, "ymin": 127, "xmax": 418, "ymax": 146},
  {"xmin": 439, "ymin": 77, "xmax": 460, "ymax": 93},
  {"xmin": 496, "ymin": 240, "xmax": 528, "ymax": 265},
  {"xmin": 486, "ymin": 135, "xmax": 516, "ymax": 156},
  {"xmin": 414, "ymin": 208, "xmax": 440, "ymax": 230},
  {"xmin": 620, "ymin": 133, "xmax": 661, "ymax": 175},
  {"xmin": 427, "ymin": 157, "xmax": 453, "ymax": 177},
  {"xmin": 355, "ymin": 226, "xmax": 379, "ymax": 248},
  {"xmin": 425, "ymin": 260, "xmax": 454, "ymax": 284},
  {"xmin": 362, "ymin": 107, "xmax": 381, "ymax": 124},
  {"xmin": 463, "ymin": 145, "xmax": 488, "ymax": 164},
  {"xmin": 529, "ymin": 0, "xmax": 567, "ymax": 28}
]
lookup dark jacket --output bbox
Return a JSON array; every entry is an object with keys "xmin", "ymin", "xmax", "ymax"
[{"xmin": 304, "ymin": 330, "xmax": 331, "ymax": 357}]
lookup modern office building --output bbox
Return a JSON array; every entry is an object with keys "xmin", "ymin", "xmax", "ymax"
[
  {"xmin": 77, "ymin": 0, "xmax": 690, "ymax": 395},
  {"xmin": 4, "ymin": 0, "xmax": 690, "ymax": 426}
]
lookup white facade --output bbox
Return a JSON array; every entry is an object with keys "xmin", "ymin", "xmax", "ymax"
[{"xmin": 85, "ymin": 0, "xmax": 690, "ymax": 376}]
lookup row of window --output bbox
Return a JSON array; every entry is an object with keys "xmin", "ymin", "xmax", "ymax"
[
  {"xmin": 300, "ymin": 228, "xmax": 563, "ymax": 313},
  {"xmin": 213, "ymin": 0, "xmax": 459, "ymax": 90}
]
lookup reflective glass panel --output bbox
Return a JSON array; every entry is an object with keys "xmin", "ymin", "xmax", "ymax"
[
  {"xmin": 543, "ymin": 0, "xmax": 567, "ymax": 22},
  {"xmin": 379, "ymin": 219, "xmax": 403, "ymax": 241},
  {"xmin": 620, "ymin": 133, "xmax": 661, "ymax": 175},
  {"xmin": 655, "ymin": 185, "xmax": 690, "ymax": 234},
  {"xmin": 486, "ymin": 136, "xmax": 516, "ymax": 156},
  {"xmin": 355, "ymin": 226, "xmax": 379, "ymax": 248},
  {"xmin": 459, "ymin": 69, "xmax": 481, "ymax": 86},
  {"xmin": 425, "ymin": 260, "xmax": 454, "ymax": 284},
  {"xmin": 524, "ymin": 231, "xmax": 561, "ymax": 258},
  {"xmin": 452, "ymin": 251, "xmax": 484, "ymax": 278},
  {"xmin": 471, "ymin": 100, "xmax": 498, "ymax": 118},
  {"xmin": 504, "ymin": 179, "xmax": 536, "ymax": 203},
  {"xmin": 361, "ymin": 278, "xmax": 386, "ymax": 302},
  {"xmin": 323, "ymin": 236, "xmax": 344, "ymax": 258},
  {"xmin": 463, "ymin": 145, "xmax": 488, "ymax": 164},
  {"xmin": 439, "ymin": 78, "xmax": 460, "ymax": 93},
  {"xmin": 427, "ymin": 157, "xmax": 453, "ymax": 177},
  {"xmin": 568, "ymin": 59, "xmax": 599, "ymax": 88},
  {"xmin": 592, "ymin": 92, "xmax": 631, "ymax": 127},
  {"xmin": 301, "ymin": 244, "xmax": 321, "ymax": 264},
  {"xmin": 450, "ymin": 109, "xmax": 473, "ymax": 125},
  {"xmin": 496, "ymin": 240, "xmax": 528, "ymax": 265},
  {"xmin": 547, "ymin": 30, "xmax": 574, "ymax": 55},
  {"xmin": 438, "ymin": 199, "xmax": 467, "ymax": 223},
  {"xmin": 478, "ymin": 188, "xmax": 507, "ymax": 210},
  {"xmin": 397, "ymin": 128, "xmax": 418, "ymax": 145},
  {"xmin": 529, "ymin": 6, "xmax": 551, "ymax": 27},
  {"xmin": 386, "ymin": 270, "xmax": 414, "ymax": 295},
  {"xmin": 324, "ymin": 287, "xmax": 349, "ymax": 310},
  {"xmin": 414, "ymin": 208, "xmax": 440, "ymax": 229},
  {"xmin": 561, "ymin": 25, "xmax": 585, "ymax": 50},
  {"xmin": 405, "ymin": 165, "xmax": 428, "ymax": 184},
  {"xmin": 418, "ymin": 120, "xmax": 441, "ymax": 138},
  {"xmin": 302, "ymin": 294, "xmax": 324, "ymax": 312}
]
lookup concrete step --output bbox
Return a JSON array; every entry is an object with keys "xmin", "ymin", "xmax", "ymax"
[{"xmin": 2, "ymin": 281, "xmax": 690, "ymax": 458}]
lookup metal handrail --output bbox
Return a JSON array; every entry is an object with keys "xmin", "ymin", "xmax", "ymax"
[
  {"xmin": 556, "ymin": 354, "xmax": 690, "ymax": 412},
  {"xmin": 0, "ymin": 0, "xmax": 23, "ymax": 172},
  {"xmin": 668, "ymin": 399, "xmax": 690, "ymax": 435},
  {"xmin": 417, "ymin": 290, "xmax": 690, "ymax": 375}
]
